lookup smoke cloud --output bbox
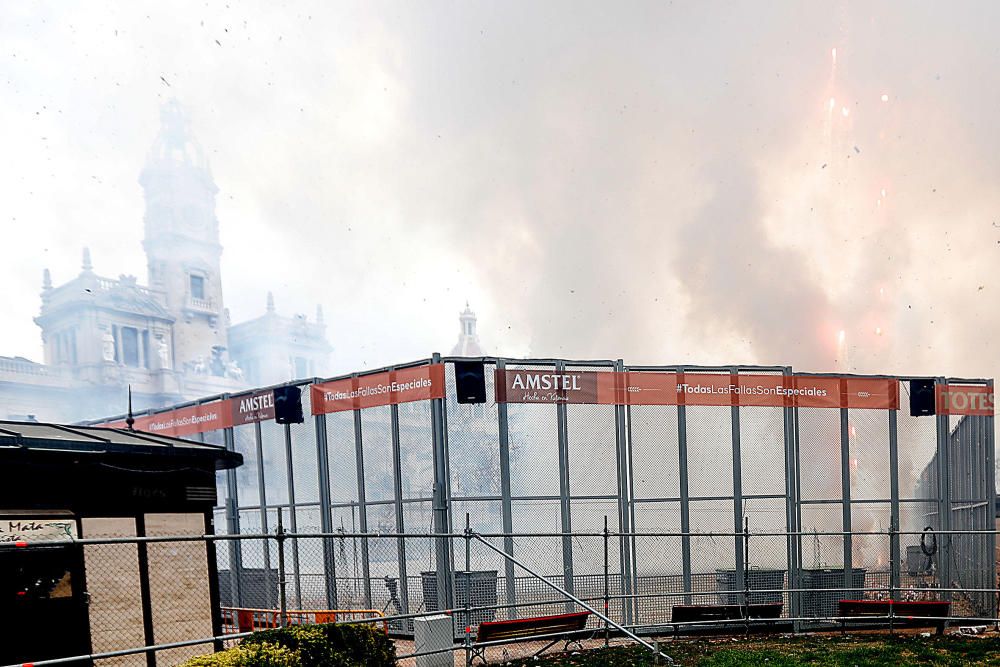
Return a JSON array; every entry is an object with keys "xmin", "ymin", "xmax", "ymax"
[{"xmin": 2, "ymin": 2, "xmax": 1000, "ymax": 383}]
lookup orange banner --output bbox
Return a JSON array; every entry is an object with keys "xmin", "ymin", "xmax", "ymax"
[
  {"xmin": 844, "ymin": 377, "xmax": 900, "ymax": 410},
  {"xmin": 494, "ymin": 369, "xmax": 617, "ymax": 404},
  {"xmin": 103, "ymin": 390, "xmax": 282, "ymax": 436},
  {"xmin": 106, "ymin": 401, "xmax": 234, "ymax": 437},
  {"xmin": 311, "ymin": 364, "xmax": 446, "ymax": 414},
  {"xmin": 496, "ymin": 370, "xmax": 899, "ymax": 410},
  {"xmin": 231, "ymin": 389, "xmax": 276, "ymax": 426},
  {"xmin": 936, "ymin": 384, "xmax": 994, "ymax": 416}
]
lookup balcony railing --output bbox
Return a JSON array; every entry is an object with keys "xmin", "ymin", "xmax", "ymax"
[{"xmin": 186, "ymin": 295, "xmax": 217, "ymax": 313}]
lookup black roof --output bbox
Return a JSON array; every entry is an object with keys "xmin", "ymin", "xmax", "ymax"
[{"xmin": 0, "ymin": 420, "xmax": 242, "ymax": 470}]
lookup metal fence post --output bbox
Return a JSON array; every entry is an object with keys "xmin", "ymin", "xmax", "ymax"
[
  {"xmin": 677, "ymin": 369, "xmax": 692, "ymax": 604},
  {"xmin": 625, "ymin": 402, "xmax": 640, "ymax": 625},
  {"xmin": 496, "ymin": 360, "xmax": 518, "ymax": 618},
  {"xmin": 315, "ymin": 411, "xmax": 339, "ymax": 609},
  {"xmin": 222, "ymin": 425, "xmax": 244, "ymax": 607},
  {"xmin": 730, "ymin": 368, "xmax": 745, "ymax": 599},
  {"xmin": 555, "ymin": 360, "xmax": 575, "ymax": 608},
  {"xmin": 353, "ymin": 392, "xmax": 373, "ymax": 608},
  {"xmin": 888, "ymin": 408, "xmax": 901, "ymax": 602},
  {"xmin": 134, "ymin": 513, "xmax": 157, "ymax": 667},
  {"xmin": 277, "ymin": 509, "xmax": 288, "ymax": 627},
  {"xmin": 283, "ymin": 422, "xmax": 303, "ymax": 610},
  {"xmin": 614, "ymin": 359, "xmax": 633, "ymax": 627},
  {"xmin": 840, "ymin": 396, "xmax": 854, "ymax": 601},
  {"xmin": 743, "ymin": 516, "xmax": 750, "ymax": 633},
  {"xmin": 986, "ymin": 380, "xmax": 997, "ymax": 619},
  {"xmin": 604, "ymin": 515, "xmax": 610, "ymax": 646},
  {"xmin": 783, "ymin": 366, "xmax": 801, "ymax": 631},
  {"xmin": 204, "ymin": 510, "xmax": 225, "ymax": 653},
  {"xmin": 254, "ymin": 421, "xmax": 274, "ymax": 607},
  {"xmin": 430, "ymin": 353, "xmax": 455, "ymax": 613},
  {"xmin": 463, "ymin": 513, "xmax": 472, "ymax": 667},
  {"xmin": 935, "ymin": 378, "xmax": 952, "ymax": 605},
  {"xmin": 390, "ymin": 397, "xmax": 411, "ymax": 628}
]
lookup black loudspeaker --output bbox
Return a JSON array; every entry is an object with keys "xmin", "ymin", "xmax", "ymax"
[
  {"xmin": 454, "ymin": 361, "xmax": 487, "ymax": 404},
  {"xmin": 910, "ymin": 379, "xmax": 936, "ymax": 417},
  {"xmin": 274, "ymin": 385, "xmax": 304, "ymax": 424}
]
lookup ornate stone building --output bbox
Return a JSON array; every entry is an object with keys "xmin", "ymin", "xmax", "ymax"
[{"xmin": 0, "ymin": 101, "xmax": 331, "ymax": 423}]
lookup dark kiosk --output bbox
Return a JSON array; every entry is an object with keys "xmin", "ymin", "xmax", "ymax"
[{"xmin": 0, "ymin": 421, "xmax": 242, "ymax": 666}]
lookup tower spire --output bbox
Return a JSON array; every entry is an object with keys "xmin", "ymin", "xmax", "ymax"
[
  {"xmin": 125, "ymin": 385, "xmax": 135, "ymax": 432},
  {"xmin": 81, "ymin": 247, "xmax": 93, "ymax": 273},
  {"xmin": 451, "ymin": 302, "xmax": 484, "ymax": 356}
]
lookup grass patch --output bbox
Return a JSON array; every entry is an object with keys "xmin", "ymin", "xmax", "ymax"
[{"xmin": 505, "ymin": 634, "xmax": 1000, "ymax": 666}]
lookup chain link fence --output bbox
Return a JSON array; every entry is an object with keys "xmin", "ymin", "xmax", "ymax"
[
  {"xmin": 59, "ymin": 360, "xmax": 994, "ymax": 665},
  {"xmin": 10, "ymin": 519, "xmax": 1000, "ymax": 666}
]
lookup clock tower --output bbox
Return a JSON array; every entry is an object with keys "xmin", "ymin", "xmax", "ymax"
[{"xmin": 139, "ymin": 99, "xmax": 228, "ymax": 372}]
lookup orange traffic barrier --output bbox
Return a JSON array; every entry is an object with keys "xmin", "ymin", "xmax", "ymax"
[{"xmin": 221, "ymin": 607, "xmax": 388, "ymax": 635}]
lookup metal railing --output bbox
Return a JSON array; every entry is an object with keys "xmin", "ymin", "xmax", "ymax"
[
  {"xmin": 6, "ymin": 522, "xmax": 1000, "ymax": 666},
  {"xmin": 220, "ymin": 606, "xmax": 388, "ymax": 634}
]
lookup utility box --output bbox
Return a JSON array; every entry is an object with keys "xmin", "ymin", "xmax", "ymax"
[
  {"xmin": 906, "ymin": 546, "xmax": 932, "ymax": 575},
  {"xmin": 414, "ymin": 614, "xmax": 454, "ymax": 667},
  {"xmin": 421, "ymin": 570, "xmax": 498, "ymax": 627},
  {"xmin": 801, "ymin": 568, "xmax": 867, "ymax": 619},
  {"xmin": 715, "ymin": 569, "xmax": 786, "ymax": 605}
]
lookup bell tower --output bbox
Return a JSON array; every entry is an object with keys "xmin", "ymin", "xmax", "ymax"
[{"xmin": 139, "ymin": 99, "xmax": 227, "ymax": 372}]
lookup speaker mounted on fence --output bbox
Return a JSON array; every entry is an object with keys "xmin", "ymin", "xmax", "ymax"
[
  {"xmin": 909, "ymin": 379, "xmax": 936, "ymax": 417},
  {"xmin": 454, "ymin": 361, "xmax": 487, "ymax": 404}
]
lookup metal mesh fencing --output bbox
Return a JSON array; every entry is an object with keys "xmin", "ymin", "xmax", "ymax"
[
  {"xmin": 76, "ymin": 359, "xmax": 994, "ymax": 657},
  {"xmin": 14, "ymin": 518, "xmax": 1000, "ymax": 666}
]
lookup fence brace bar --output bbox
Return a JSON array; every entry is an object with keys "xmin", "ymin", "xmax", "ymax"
[{"xmin": 471, "ymin": 532, "xmax": 674, "ymax": 664}]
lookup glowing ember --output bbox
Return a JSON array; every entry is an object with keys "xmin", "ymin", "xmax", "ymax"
[
  {"xmin": 829, "ymin": 97, "xmax": 836, "ymax": 111},
  {"xmin": 842, "ymin": 106, "xmax": 850, "ymax": 117},
  {"xmin": 875, "ymin": 326, "xmax": 883, "ymax": 336},
  {"xmin": 881, "ymin": 93, "xmax": 889, "ymax": 102}
]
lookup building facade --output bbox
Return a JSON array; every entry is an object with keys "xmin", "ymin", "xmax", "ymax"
[{"xmin": 0, "ymin": 101, "xmax": 331, "ymax": 423}]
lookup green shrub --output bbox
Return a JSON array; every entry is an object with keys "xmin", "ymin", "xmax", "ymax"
[
  {"xmin": 244, "ymin": 623, "xmax": 396, "ymax": 667},
  {"xmin": 179, "ymin": 641, "xmax": 299, "ymax": 667},
  {"xmin": 180, "ymin": 623, "xmax": 395, "ymax": 667}
]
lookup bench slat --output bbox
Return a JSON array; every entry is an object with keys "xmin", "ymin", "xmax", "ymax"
[{"xmin": 476, "ymin": 611, "xmax": 590, "ymax": 644}]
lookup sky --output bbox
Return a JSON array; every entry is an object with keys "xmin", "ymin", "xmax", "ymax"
[{"xmin": 3, "ymin": 1, "xmax": 1000, "ymax": 381}]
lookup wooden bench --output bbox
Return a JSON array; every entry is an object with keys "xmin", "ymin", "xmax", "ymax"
[
  {"xmin": 469, "ymin": 611, "xmax": 592, "ymax": 663},
  {"xmin": 670, "ymin": 602, "xmax": 784, "ymax": 635},
  {"xmin": 838, "ymin": 599, "xmax": 950, "ymax": 634}
]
